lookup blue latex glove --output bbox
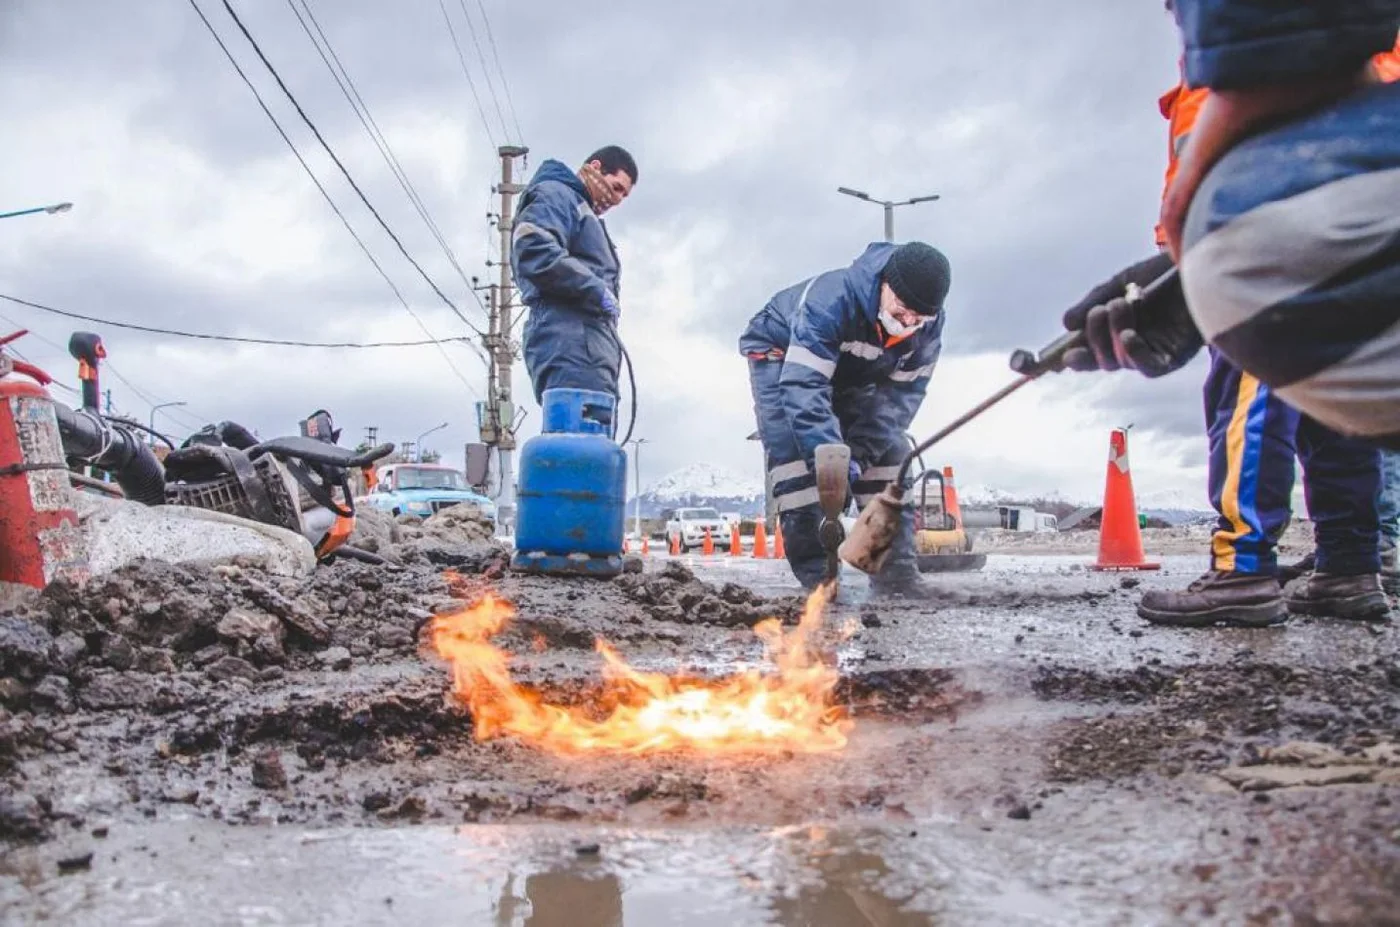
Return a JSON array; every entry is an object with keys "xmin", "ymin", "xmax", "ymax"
[{"xmin": 600, "ymin": 290, "xmax": 621, "ymax": 321}]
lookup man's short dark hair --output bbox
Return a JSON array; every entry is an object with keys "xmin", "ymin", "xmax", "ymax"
[{"xmin": 585, "ymin": 146, "xmax": 638, "ymax": 184}]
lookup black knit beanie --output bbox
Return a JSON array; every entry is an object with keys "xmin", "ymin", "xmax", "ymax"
[{"xmin": 884, "ymin": 242, "xmax": 951, "ymax": 316}]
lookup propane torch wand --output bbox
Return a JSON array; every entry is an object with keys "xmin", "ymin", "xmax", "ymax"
[{"xmin": 837, "ymin": 266, "xmax": 1181, "ymax": 574}]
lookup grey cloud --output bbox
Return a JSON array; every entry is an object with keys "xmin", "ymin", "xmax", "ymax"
[{"xmin": 1, "ymin": 0, "xmax": 1205, "ymax": 487}]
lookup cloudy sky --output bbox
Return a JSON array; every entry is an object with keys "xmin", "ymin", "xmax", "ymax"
[{"xmin": 1, "ymin": 0, "xmax": 1238, "ymax": 506}]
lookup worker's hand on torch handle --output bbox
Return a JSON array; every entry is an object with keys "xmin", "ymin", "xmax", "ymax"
[{"xmin": 1059, "ymin": 254, "xmax": 1200, "ymax": 378}]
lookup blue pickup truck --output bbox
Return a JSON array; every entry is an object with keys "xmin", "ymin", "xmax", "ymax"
[{"xmin": 361, "ymin": 463, "xmax": 496, "ymax": 522}]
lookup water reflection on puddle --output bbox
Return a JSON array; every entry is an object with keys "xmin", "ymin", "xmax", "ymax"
[
  {"xmin": 5, "ymin": 822, "xmax": 973, "ymax": 926},
  {"xmin": 480, "ymin": 827, "xmax": 932, "ymax": 926}
]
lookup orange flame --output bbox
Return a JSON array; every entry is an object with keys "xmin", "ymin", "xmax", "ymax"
[{"xmin": 429, "ymin": 587, "xmax": 850, "ymax": 755}]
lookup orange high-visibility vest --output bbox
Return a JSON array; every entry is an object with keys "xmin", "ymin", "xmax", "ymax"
[
  {"xmin": 1372, "ymin": 35, "xmax": 1400, "ymax": 82},
  {"xmin": 1153, "ymin": 35, "xmax": 1400, "ymax": 248},
  {"xmin": 1153, "ymin": 79, "xmax": 1208, "ymax": 248}
]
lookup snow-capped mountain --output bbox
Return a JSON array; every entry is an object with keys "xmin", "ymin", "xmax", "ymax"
[
  {"xmin": 957, "ymin": 483, "xmax": 1079, "ymax": 508},
  {"xmin": 630, "ymin": 463, "xmax": 765, "ymax": 518}
]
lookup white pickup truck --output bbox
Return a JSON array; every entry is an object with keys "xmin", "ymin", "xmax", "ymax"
[{"xmin": 664, "ymin": 507, "xmax": 730, "ymax": 552}]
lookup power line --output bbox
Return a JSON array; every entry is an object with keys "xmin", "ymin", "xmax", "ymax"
[
  {"xmin": 102, "ymin": 360, "xmax": 205, "ymax": 429},
  {"xmin": 288, "ymin": 0, "xmax": 478, "ymax": 294},
  {"xmin": 188, "ymin": 0, "xmax": 484, "ymax": 398},
  {"xmin": 438, "ymin": 0, "xmax": 498, "ymax": 149},
  {"xmin": 0, "ymin": 293, "xmax": 475, "ymax": 348},
  {"xmin": 473, "ymin": 0, "xmax": 525, "ymax": 144},
  {"xmin": 189, "ymin": 0, "xmax": 461, "ymax": 337},
  {"xmin": 96, "ymin": 357, "xmax": 209, "ymax": 429},
  {"xmin": 0, "ymin": 314, "xmax": 83, "ymax": 395},
  {"xmin": 10, "ymin": 312, "xmax": 204, "ymax": 433},
  {"xmin": 0, "ymin": 342, "xmax": 79, "ymax": 397},
  {"xmin": 216, "ymin": 0, "xmax": 487, "ymax": 340},
  {"xmin": 4, "ymin": 311, "xmax": 203, "ymax": 428},
  {"xmin": 455, "ymin": 0, "xmax": 510, "ymax": 143}
]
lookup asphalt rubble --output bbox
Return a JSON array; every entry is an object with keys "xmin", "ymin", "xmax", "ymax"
[{"xmin": 1, "ymin": 515, "xmax": 1398, "ymax": 923}]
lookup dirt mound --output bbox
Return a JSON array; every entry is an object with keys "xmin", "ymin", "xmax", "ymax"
[
  {"xmin": 350, "ymin": 504, "xmax": 507, "ymax": 571},
  {"xmin": 347, "ymin": 506, "xmax": 401, "ymax": 555},
  {"xmin": 420, "ymin": 504, "xmax": 495, "ymax": 543},
  {"xmin": 612, "ymin": 561, "xmax": 806, "ymax": 628},
  {"xmin": 0, "ymin": 557, "xmax": 460, "ymax": 721}
]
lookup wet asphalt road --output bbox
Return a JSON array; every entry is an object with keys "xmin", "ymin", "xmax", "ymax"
[{"xmin": 3, "ymin": 552, "xmax": 1398, "ymax": 926}]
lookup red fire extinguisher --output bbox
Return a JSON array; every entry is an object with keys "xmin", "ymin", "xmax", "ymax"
[{"xmin": 0, "ymin": 330, "xmax": 88, "ymax": 589}]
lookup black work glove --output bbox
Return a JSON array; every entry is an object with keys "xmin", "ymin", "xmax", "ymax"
[{"xmin": 1061, "ymin": 252, "xmax": 1203, "ymax": 378}]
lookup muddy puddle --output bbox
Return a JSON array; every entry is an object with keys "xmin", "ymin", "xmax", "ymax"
[
  {"xmin": 5, "ymin": 776, "xmax": 1397, "ymax": 927},
  {"xmin": 1, "ymin": 818, "xmax": 1057, "ymax": 926}
]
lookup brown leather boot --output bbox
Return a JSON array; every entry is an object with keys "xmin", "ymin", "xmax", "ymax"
[
  {"xmin": 1277, "ymin": 552, "xmax": 1316, "ymax": 585},
  {"xmin": 1137, "ymin": 571, "xmax": 1286, "ymax": 627},
  {"xmin": 1284, "ymin": 572, "xmax": 1391, "ymax": 621},
  {"xmin": 1382, "ymin": 543, "xmax": 1400, "ymax": 596}
]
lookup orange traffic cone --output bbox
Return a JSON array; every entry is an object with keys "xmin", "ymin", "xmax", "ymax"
[
  {"xmin": 622, "ymin": 535, "xmax": 631, "ymax": 554},
  {"xmin": 702, "ymin": 527, "xmax": 715, "ymax": 557},
  {"xmin": 752, "ymin": 518, "xmax": 768, "ymax": 559},
  {"xmin": 730, "ymin": 523, "xmax": 742, "ymax": 556},
  {"xmin": 774, "ymin": 522, "xmax": 785, "ymax": 559},
  {"xmin": 942, "ymin": 465, "xmax": 964, "ymax": 528},
  {"xmin": 641, "ymin": 536, "xmax": 650, "ymax": 557},
  {"xmin": 1092, "ymin": 428, "xmax": 1160, "ymax": 572},
  {"xmin": 669, "ymin": 532, "xmax": 680, "ymax": 556}
]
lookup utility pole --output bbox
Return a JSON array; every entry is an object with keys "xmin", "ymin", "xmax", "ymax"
[
  {"xmin": 364, "ymin": 425, "xmax": 378, "ymax": 447},
  {"xmin": 836, "ymin": 187, "xmax": 940, "ymax": 241},
  {"xmin": 627, "ymin": 438, "xmax": 648, "ymax": 539},
  {"xmin": 483, "ymin": 144, "xmax": 529, "ymax": 530},
  {"xmin": 400, "ymin": 441, "xmax": 415, "ymax": 463}
]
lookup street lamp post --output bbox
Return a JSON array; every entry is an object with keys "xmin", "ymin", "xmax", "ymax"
[
  {"xmin": 0, "ymin": 202, "xmax": 73, "ymax": 221},
  {"xmin": 414, "ymin": 422, "xmax": 449, "ymax": 462},
  {"xmin": 836, "ymin": 187, "xmax": 940, "ymax": 241},
  {"xmin": 627, "ymin": 438, "xmax": 648, "ymax": 540},
  {"xmin": 149, "ymin": 401, "xmax": 187, "ymax": 441}
]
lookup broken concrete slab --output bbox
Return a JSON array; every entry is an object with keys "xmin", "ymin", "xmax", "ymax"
[
  {"xmin": 1216, "ymin": 764, "xmax": 1380, "ymax": 791},
  {"xmin": 1259, "ymin": 741, "xmax": 1351, "ymax": 767},
  {"xmin": 77, "ymin": 495, "xmax": 315, "ymax": 578}
]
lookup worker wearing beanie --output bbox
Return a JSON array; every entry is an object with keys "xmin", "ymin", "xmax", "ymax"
[{"xmin": 739, "ymin": 241, "xmax": 950, "ymax": 595}]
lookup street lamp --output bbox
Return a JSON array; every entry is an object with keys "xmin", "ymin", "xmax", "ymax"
[
  {"xmin": 0, "ymin": 202, "xmax": 73, "ymax": 221},
  {"xmin": 415, "ymin": 422, "xmax": 448, "ymax": 462},
  {"xmin": 837, "ymin": 187, "xmax": 940, "ymax": 241},
  {"xmin": 626, "ymin": 438, "xmax": 648, "ymax": 540},
  {"xmin": 149, "ymin": 401, "xmax": 187, "ymax": 439}
]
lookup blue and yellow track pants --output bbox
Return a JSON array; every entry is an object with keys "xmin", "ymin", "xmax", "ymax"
[{"xmin": 1205, "ymin": 348, "xmax": 1381, "ymax": 576}]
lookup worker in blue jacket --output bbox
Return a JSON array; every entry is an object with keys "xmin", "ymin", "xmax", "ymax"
[
  {"xmin": 740, "ymin": 241, "xmax": 951, "ymax": 595},
  {"xmin": 511, "ymin": 146, "xmax": 637, "ymax": 405}
]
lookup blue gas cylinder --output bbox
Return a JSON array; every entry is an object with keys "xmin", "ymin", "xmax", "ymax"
[{"xmin": 512, "ymin": 388, "xmax": 628, "ymax": 577}]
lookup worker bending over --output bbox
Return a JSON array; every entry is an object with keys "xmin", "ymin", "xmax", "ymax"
[
  {"xmin": 740, "ymin": 241, "xmax": 950, "ymax": 595},
  {"xmin": 512, "ymin": 146, "xmax": 638, "ymax": 404}
]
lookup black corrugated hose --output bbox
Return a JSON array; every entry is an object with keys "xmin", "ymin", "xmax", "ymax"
[
  {"xmin": 54, "ymin": 404, "xmax": 167, "ymax": 506},
  {"xmin": 605, "ymin": 324, "xmax": 637, "ymax": 447}
]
